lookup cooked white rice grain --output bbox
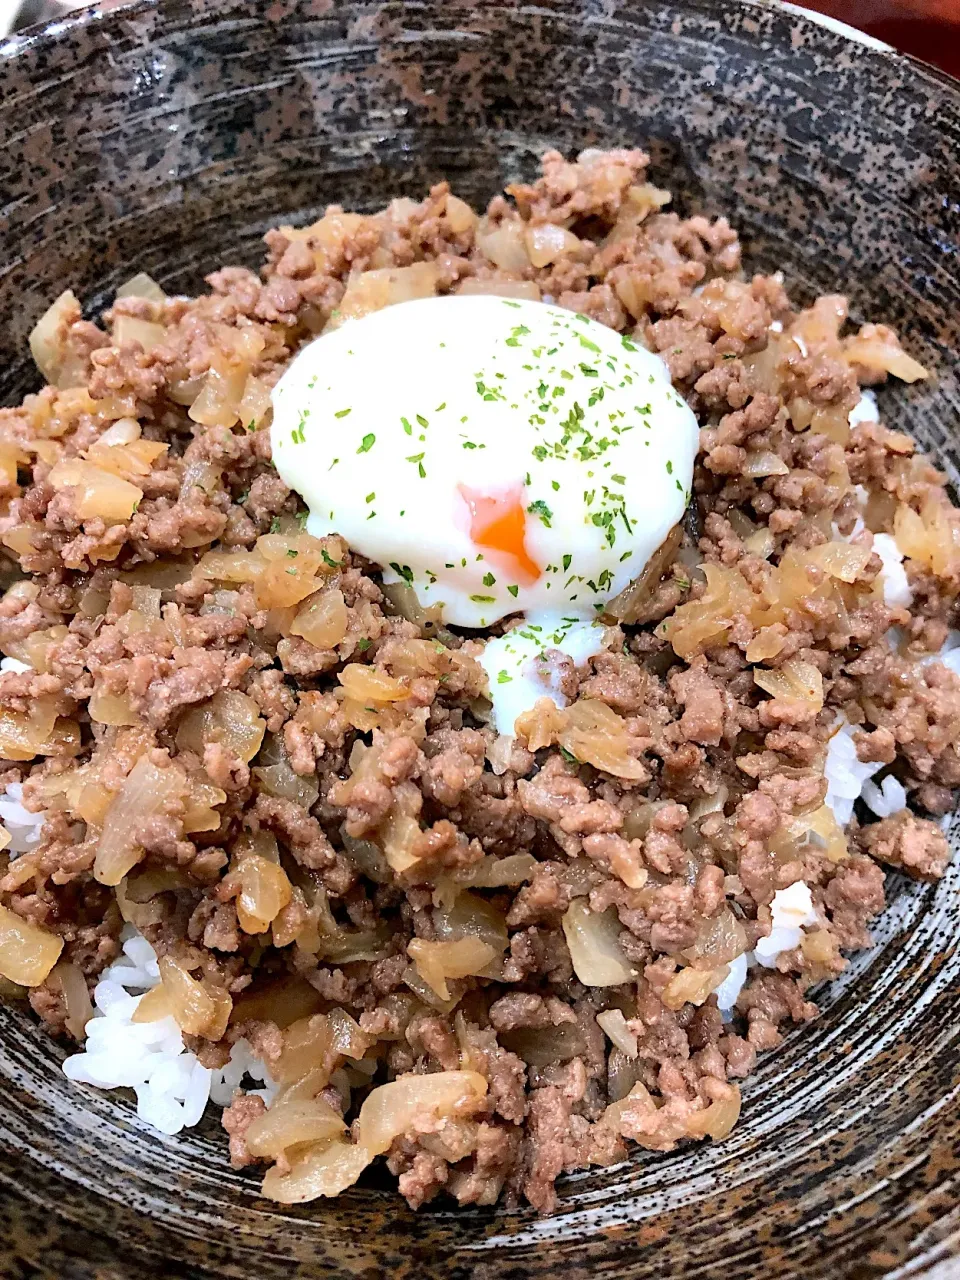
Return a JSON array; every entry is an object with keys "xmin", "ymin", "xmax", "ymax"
[
  {"xmin": 754, "ymin": 882, "xmax": 818, "ymax": 968},
  {"xmin": 0, "ymin": 657, "xmax": 31, "ymax": 675},
  {"xmin": 0, "ymin": 781, "xmax": 47, "ymax": 855},
  {"xmin": 824, "ymin": 718, "xmax": 884, "ymax": 827},
  {"xmin": 872, "ymin": 533, "xmax": 912, "ymax": 608},
  {"xmin": 861, "ymin": 774, "xmax": 907, "ymax": 819},
  {"xmin": 848, "ymin": 389, "xmax": 879, "ymax": 427},
  {"xmin": 63, "ymin": 926, "xmax": 276, "ymax": 1133},
  {"xmin": 713, "ymin": 951, "xmax": 749, "ymax": 1015}
]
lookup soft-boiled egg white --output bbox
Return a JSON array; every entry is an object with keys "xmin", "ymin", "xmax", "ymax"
[
  {"xmin": 477, "ymin": 615, "xmax": 611, "ymax": 736},
  {"xmin": 271, "ymin": 295, "xmax": 698, "ymax": 733}
]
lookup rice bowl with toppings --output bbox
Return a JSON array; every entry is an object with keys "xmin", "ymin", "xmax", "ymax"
[{"xmin": 0, "ymin": 144, "xmax": 956, "ymax": 1214}]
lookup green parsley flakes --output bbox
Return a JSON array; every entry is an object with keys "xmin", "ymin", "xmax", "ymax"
[{"xmin": 527, "ymin": 499, "xmax": 553, "ymax": 528}]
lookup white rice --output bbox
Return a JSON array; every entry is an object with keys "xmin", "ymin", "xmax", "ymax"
[
  {"xmin": 860, "ymin": 774, "xmax": 907, "ymax": 819},
  {"xmin": 832, "ymin": 470, "xmax": 910, "ymax": 609},
  {"xmin": 872, "ymin": 532, "xmax": 913, "ymax": 608},
  {"xmin": 713, "ymin": 882, "xmax": 820, "ymax": 1014},
  {"xmin": 754, "ymin": 882, "xmax": 818, "ymax": 968},
  {"xmin": 822, "ymin": 630, "xmax": 960, "ymax": 828},
  {"xmin": 209, "ymin": 1038, "xmax": 278, "ymax": 1106},
  {"xmin": 0, "ymin": 656, "xmax": 31, "ymax": 675},
  {"xmin": 824, "ymin": 718, "xmax": 884, "ymax": 827},
  {"xmin": 713, "ymin": 951, "xmax": 748, "ymax": 1016},
  {"xmin": 62, "ymin": 926, "xmax": 276, "ymax": 1135},
  {"xmin": 0, "ymin": 781, "xmax": 47, "ymax": 855},
  {"xmin": 848, "ymin": 389, "xmax": 879, "ymax": 427}
]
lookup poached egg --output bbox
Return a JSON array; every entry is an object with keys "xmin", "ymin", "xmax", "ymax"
[{"xmin": 271, "ymin": 295, "xmax": 698, "ymax": 733}]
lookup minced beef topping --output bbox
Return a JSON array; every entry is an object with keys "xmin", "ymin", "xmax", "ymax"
[{"xmin": 0, "ymin": 147, "xmax": 956, "ymax": 1213}]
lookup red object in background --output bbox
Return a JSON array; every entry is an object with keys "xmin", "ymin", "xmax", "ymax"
[{"xmin": 802, "ymin": 0, "xmax": 960, "ymax": 78}]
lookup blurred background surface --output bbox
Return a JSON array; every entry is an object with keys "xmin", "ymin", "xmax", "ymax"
[
  {"xmin": 802, "ymin": 0, "xmax": 960, "ymax": 77},
  {"xmin": 1, "ymin": 1, "xmax": 958, "ymax": 76}
]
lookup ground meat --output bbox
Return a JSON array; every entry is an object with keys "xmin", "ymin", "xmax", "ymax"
[
  {"xmin": 488, "ymin": 992, "xmax": 577, "ymax": 1032},
  {"xmin": 860, "ymin": 812, "xmax": 950, "ymax": 882},
  {"xmin": 823, "ymin": 856, "xmax": 887, "ymax": 950},
  {"xmin": 221, "ymin": 1092, "xmax": 267, "ymax": 1169},
  {"xmin": 0, "ymin": 145, "xmax": 953, "ymax": 1220},
  {"xmin": 520, "ymin": 1085, "xmax": 572, "ymax": 1214},
  {"xmin": 669, "ymin": 659, "xmax": 727, "ymax": 746}
]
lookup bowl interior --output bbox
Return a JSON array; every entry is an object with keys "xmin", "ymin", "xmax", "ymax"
[{"xmin": 0, "ymin": 2, "xmax": 959, "ymax": 1277}]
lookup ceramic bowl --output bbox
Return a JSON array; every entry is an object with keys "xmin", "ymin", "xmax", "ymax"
[{"xmin": 0, "ymin": 2, "xmax": 958, "ymax": 1276}]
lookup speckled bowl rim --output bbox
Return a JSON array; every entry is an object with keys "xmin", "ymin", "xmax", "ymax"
[{"xmin": 0, "ymin": 2, "xmax": 958, "ymax": 1278}]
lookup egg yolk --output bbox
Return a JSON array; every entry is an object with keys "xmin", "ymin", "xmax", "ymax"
[{"xmin": 459, "ymin": 484, "xmax": 541, "ymax": 585}]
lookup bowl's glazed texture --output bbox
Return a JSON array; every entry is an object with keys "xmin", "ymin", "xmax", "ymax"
[{"xmin": 0, "ymin": 2, "xmax": 959, "ymax": 1277}]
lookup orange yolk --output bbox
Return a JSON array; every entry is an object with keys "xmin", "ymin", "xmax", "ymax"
[{"xmin": 458, "ymin": 485, "xmax": 541, "ymax": 584}]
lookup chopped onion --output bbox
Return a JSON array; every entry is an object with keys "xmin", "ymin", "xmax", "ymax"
[
  {"xmin": 94, "ymin": 754, "xmax": 185, "ymax": 886},
  {"xmin": 597, "ymin": 1008, "xmax": 638, "ymax": 1058},
  {"xmin": 0, "ymin": 700, "xmax": 58, "ymax": 761},
  {"xmin": 254, "ymin": 760, "xmax": 319, "ymax": 810},
  {"xmin": 681, "ymin": 908, "xmax": 746, "ymax": 966},
  {"xmin": 236, "ymin": 374, "xmax": 272, "ymax": 431},
  {"xmin": 0, "ymin": 903, "xmax": 63, "ymax": 987},
  {"xmin": 844, "ymin": 325, "xmax": 928, "ymax": 383},
  {"xmin": 605, "ymin": 526, "xmax": 681, "ymax": 623},
  {"xmin": 339, "ymin": 830, "xmax": 390, "ymax": 883},
  {"xmin": 236, "ymin": 854, "xmax": 293, "ymax": 935},
  {"xmin": 140, "ymin": 957, "xmax": 232, "ymax": 1039},
  {"xmin": 745, "ymin": 528, "xmax": 775, "ymax": 559},
  {"xmin": 116, "ymin": 272, "xmax": 166, "ymax": 303},
  {"xmin": 379, "ymin": 579, "xmax": 444, "ymax": 634},
  {"xmin": 88, "ymin": 686, "xmax": 139, "ymax": 727},
  {"xmin": 434, "ymin": 891, "xmax": 509, "ymax": 954},
  {"xmin": 661, "ymin": 964, "xmax": 729, "ymax": 1011},
  {"xmin": 561, "ymin": 899, "xmax": 636, "ymax": 986},
  {"xmin": 338, "ymin": 664, "xmax": 407, "ymax": 703},
  {"xmin": 335, "ymin": 263, "xmax": 439, "ymax": 326},
  {"xmin": 290, "ymin": 587, "xmax": 348, "ymax": 650},
  {"xmin": 52, "ymin": 960, "xmax": 93, "ymax": 1040},
  {"xmin": 113, "ymin": 315, "xmax": 166, "ymax": 352},
  {"xmin": 402, "ymin": 962, "xmax": 459, "ymax": 1014},
  {"xmin": 262, "ymin": 1139, "xmax": 372, "ymax": 1203},
  {"xmin": 458, "ymin": 278, "xmax": 541, "ymax": 302},
  {"xmin": 686, "ymin": 1084, "xmax": 741, "ymax": 1139},
  {"xmin": 230, "ymin": 979, "xmax": 322, "ymax": 1032},
  {"xmin": 0, "ymin": 442, "xmax": 26, "ymax": 490},
  {"xmin": 175, "ymin": 689, "xmax": 265, "ymax": 764},
  {"xmin": 47, "ymin": 459, "xmax": 142, "ymax": 522},
  {"xmin": 444, "ymin": 194, "xmax": 477, "ymax": 235},
  {"xmin": 805, "ymin": 541, "xmax": 872, "ymax": 583},
  {"xmin": 524, "ymin": 223, "xmax": 581, "ymax": 268},
  {"xmin": 742, "ymin": 451, "xmax": 789, "ymax": 478},
  {"xmin": 29, "ymin": 290, "xmax": 85, "ymax": 387},
  {"xmin": 559, "ymin": 700, "xmax": 647, "ymax": 781},
  {"xmin": 327, "ymin": 1007, "xmax": 372, "ymax": 1060},
  {"xmin": 406, "ymin": 936, "xmax": 497, "ymax": 1001},
  {"xmin": 357, "ymin": 1070, "xmax": 487, "ymax": 1156},
  {"xmin": 245, "ymin": 1097, "xmax": 345, "ymax": 1160},
  {"xmin": 500, "ymin": 1022, "xmax": 586, "ymax": 1068},
  {"xmin": 475, "ymin": 218, "xmax": 529, "ymax": 272},
  {"xmin": 754, "ymin": 658, "xmax": 824, "ymax": 713},
  {"xmin": 275, "ymin": 1015, "xmax": 335, "ymax": 1085}
]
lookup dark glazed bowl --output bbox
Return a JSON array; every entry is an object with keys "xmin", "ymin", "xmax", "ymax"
[{"xmin": 1, "ymin": 2, "xmax": 959, "ymax": 1277}]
